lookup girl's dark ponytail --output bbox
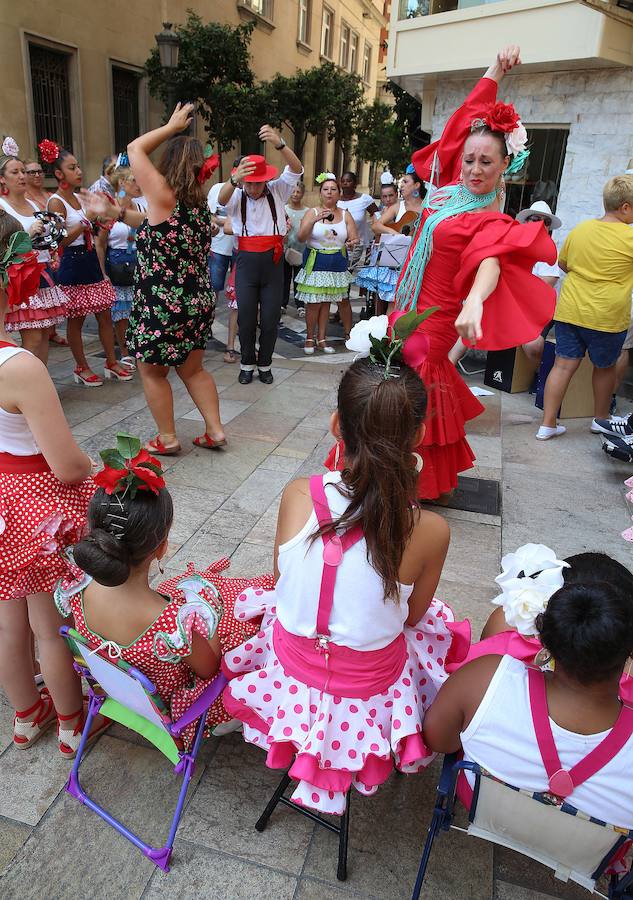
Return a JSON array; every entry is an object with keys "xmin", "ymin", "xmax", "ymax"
[{"xmin": 319, "ymin": 357, "xmax": 427, "ymax": 601}]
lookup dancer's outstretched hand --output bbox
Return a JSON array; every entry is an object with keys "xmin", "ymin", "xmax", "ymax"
[
  {"xmin": 167, "ymin": 102, "xmax": 194, "ymax": 134},
  {"xmin": 455, "ymin": 297, "xmax": 484, "ymax": 344},
  {"xmin": 497, "ymin": 45, "xmax": 521, "ymax": 74}
]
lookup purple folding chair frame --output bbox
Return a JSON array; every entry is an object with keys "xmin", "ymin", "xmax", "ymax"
[{"xmin": 60, "ymin": 625, "xmax": 227, "ymax": 873}]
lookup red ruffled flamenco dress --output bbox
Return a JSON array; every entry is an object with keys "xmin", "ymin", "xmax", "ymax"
[{"xmin": 326, "ymin": 76, "xmax": 557, "ymax": 500}]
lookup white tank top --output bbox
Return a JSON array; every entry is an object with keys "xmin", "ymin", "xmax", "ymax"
[
  {"xmin": 461, "ymin": 655, "xmax": 633, "ymax": 828},
  {"xmin": 395, "ymin": 200, "xmax": 407, "ymax": 223},
  {"xmin": 275, "ymin": 471, "xmax": 413, "ymax": 651},
  {"xmin": 307, "ymin": 210, "xmax": 348, "ymax": 251},
  {"xmin": 0, "ymin": 197, "xmax": 50, "ymax": 263},
  {"xmin": 0, "ymin": 346, "xmax": 40, "ymax": 455},
  {"xmin": 49, "ymin": 194, "xmax": 87, "ymax": 247}
]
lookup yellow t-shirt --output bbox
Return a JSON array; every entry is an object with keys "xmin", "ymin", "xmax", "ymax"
[{"xmin": 555, "ymin": 219, "xmax": 633, "ymax": 333}]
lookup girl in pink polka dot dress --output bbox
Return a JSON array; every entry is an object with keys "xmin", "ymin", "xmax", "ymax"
[
  {"xmin": 223, "ymin": 355, "xmax": 458, "ymax": 815},
  {"xmin": 56, "ymin": 450, "xmax": 270, "ymax": 748}
]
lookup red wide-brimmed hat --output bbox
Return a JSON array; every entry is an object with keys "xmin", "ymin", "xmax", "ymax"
[{"xmin": 240, "ymin": 154, "xmax": 278, "ymax": 183}]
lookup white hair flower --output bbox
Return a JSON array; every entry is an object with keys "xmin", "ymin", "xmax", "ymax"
[
  {"xmin": 345, "ymin": 315, "xmax": 389, "ymax": 356},
  {"xmin": 492, "ymin": 543, "xmax": 569, "ymax": 635},
  {"xmin": 506, "ymin": 123, "xmax": 528, "ymax": 156},
  {"xmin": 2, "ymin": 136, "xmax": 19, "ymax": 158}
]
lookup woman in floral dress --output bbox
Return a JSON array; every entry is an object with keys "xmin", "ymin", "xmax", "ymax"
[{"xmin": 127, "ymin": 103, "xmax": 225, "ymax": 455}]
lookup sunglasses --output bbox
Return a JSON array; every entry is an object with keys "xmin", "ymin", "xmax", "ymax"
[
  {"xmin": 26, "ymin": 169, "xmax": 43, "ymax": 175},
  {"xmin": 526, "ymin": 214, "xmax": 552, "ymax": 227}
]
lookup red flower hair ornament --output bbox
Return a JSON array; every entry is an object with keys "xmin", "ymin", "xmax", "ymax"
[
  {"xmin": 196, "ymin": 147, "xmax": 220, "ymax": 184},
  {"xmin": 93, "ymin": 433, "xmax": 166, "ymax": 499},
  {"xmin": 482, "ymin": 102, "xmax": 521, "ymax": 135},
  {"xmin": 38, "ymin": 139, "xmax": 61, "ymax": 165},
  {"xmin": 0, "ymin": 231, "xmax": 45, "ymax": 307}
]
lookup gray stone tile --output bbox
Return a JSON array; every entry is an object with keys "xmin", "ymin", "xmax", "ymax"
[
  {"xmin": 258, "ymin": 452, "xmax": 305, "ymax": 475},
  {"xmin": 440, "ymin": 519, "xmax": 501, "ymax": 588},
  {"xmin": 278, "ymin": 423, "xmax": 330, "ymax": 456},
  {"xmin": 166, "ymin": 440, "xmax": 273, "ymax": 493},
  {"xmin": 0, "ymin": 818, "xmax": 31, "ymax": 875},
  {"xmin": 295, "ymin": 878, "xmax": 372, "ymax": 899},
  {"xmin": 144, "ymin": 840, "xmax": 298, "ymax": 899},
  {"xmin": 0, "ymin": 730, "xmax": 77, "ymax": 825},
  {"xmin": 245, "ymin": 497, "xmax": 282, "ymax": 546},
  {"xmin": 165, "ymin": 534, "xmax": 241, "ymax": 573},
  {"xmin": 178, "ymin": 735, "xmax": 314, "ymax": 875},
  {"xmin": 302, "ymin": 768, "xmax": 493, "ymax": 899},
  {"xmin": 181, "ymin": 397, "xmax": 253, "ymax": 425},
  {"xmin": 0, "ymin": 736, "xmax": 184, "ymax": 896},
  {"xmin": 494, "ymin": 845, "xmax": 590, "ymax": 899},
  {"xmin": 228, "ymin": 541, "xmax": 275, "ymax": 576},
  {"xmin": 495, "ymin": 884, "xmax": 562, "ymax": 900},
  {"xmin": 227, "ymin": 466, "xmax": 294, "ymax": 517},
  {"xmin": 438, "ymin": 576, "xmax": 497, "ymax": 639},
  {"xmin": 226, "ymin": 409, "xmax": 302, "ymax": 444},
  {"xmin": 468, "ymin": 434, "xmax": 502, "ymax": 470},
  {"xmin": 250, "ymin": 382, "xmax": 329, "ymax": 418},
  {"xmin": 0, "ymin": 690, "xmax": 14, "ymax": 751},
  {"xmin": 167, "ymin": 484, "xmax": 228, "ymax": 549}
]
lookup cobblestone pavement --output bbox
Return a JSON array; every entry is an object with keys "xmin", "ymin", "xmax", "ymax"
[{"xmin": 1, "ymin": 303, "xmax": 631, "ymax": 899}]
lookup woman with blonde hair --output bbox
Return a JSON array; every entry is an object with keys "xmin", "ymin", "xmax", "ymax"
[{"xmin": 126, "ymin": 103, "xmax": 225, "ymax": 454}]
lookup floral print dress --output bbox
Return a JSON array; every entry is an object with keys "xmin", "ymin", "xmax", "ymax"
[{"xmin": 126, "ymin": 203, "xmax": 216, "ymax": 366}]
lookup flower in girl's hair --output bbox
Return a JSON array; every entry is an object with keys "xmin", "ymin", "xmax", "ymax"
[
  {"xmin": 1, "ymin": 136, "xmax": 19, "ymax": 158},
  {"xmin": 491, "ymin": 543, "xmax": 569, "ymax": 635},
  {"xmin": 94, "ymin": 433, "xmax": 166, "ymax": 499},
  {"xmin": 0, "ymin": 231, "xmax": 44, "ymax": 307},
  {"xmin": 346, "ymin": 309, "xmax": 438, "ymax": 378},
  {"xmin": 38, "ymin": 139, "xmax": 61, "ymax": 164}
]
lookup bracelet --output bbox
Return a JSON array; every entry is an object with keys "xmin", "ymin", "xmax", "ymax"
[
  {"xmin": 275, "ymin": 139, "xmax": 286, "ymax": 151},
  {"xmin": 230, "ymin": 174, "xmax": 238, "ymax": 187}
]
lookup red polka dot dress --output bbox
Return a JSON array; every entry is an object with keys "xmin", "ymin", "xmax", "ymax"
[
  {"xmin": 0, "ymin": 344, "xmax": 95, "ymax": 601},
  {"xmin": 56, "ymin": 558, "xmax": 271, "ymax": 748},
  {"xmin": 223, "ymin": 473, "xmax": 459, "ymax": 815}
]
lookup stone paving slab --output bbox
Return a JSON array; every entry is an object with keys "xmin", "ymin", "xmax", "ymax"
[{"xmin": 1, "ymin": 320, "xmax": 630, "ymax": 898}]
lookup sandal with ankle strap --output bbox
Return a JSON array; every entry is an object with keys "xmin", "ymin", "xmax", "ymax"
[
  {"xmin": 146, "ymin": 435, "xmax": 181, "ymax": 456},
  {"xmin": 192, "ymin": 433, "xmax": 227, "ymax": 450},
  {"xmin": 13, "ymin": 687, "xmax": 57, "ymax": 749},
  {"xmin": 58, "ymin": 706, "xmax": 112, "ymax": 760}
]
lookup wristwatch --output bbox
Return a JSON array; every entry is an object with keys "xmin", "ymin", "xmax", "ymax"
[
  {"xmin": 275, "ymin": 138, "xmax": 286, "ymax": 151},
  {"xmin": 230, "ymin": 174, "xmax": 239, "ymax": 187}
]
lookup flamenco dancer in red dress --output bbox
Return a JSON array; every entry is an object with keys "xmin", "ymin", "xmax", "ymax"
[{"xmin": 327, "ymin": 45, "xmax": 557, "ymax": 499}]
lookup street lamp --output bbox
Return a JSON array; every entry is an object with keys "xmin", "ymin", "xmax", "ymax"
[{"xmin": 155, "ymin": 22, "xmax": 180, "ymax": 117}]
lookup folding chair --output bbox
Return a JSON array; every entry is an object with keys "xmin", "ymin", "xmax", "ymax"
[
  {"xmin": 60, "ymin": 625, "xmax": 227, "ymax": 872},
  {"xmin": 411, "ymin": 753, "xmax": 633, "ymax": 899},
  {"xmin": 254, "ymin": 771, "xmax": 352, "ymax": 881}
]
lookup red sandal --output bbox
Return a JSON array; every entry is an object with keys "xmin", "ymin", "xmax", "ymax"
[
  {"xmin": 146, "ymin": 435, "xmax": 181, "ymax": 456},
  {"xmin": 57, "ymin": 706, "xmax": 112, "ymax": 760},
  {"xmin": 73, "ymin": 366, "xmax": 103, "ymax": 387},
  {"xmin": 192, "ymin": 433, "xmax": 227, "ymax": 450},
  {"xmin": 13, "ymin": 687, "xmax": 57, "ymax": 749}
]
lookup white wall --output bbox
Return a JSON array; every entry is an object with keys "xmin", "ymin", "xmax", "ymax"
[{"xmin": 431, "ymin": 68, "xmax": 633, "ymax": 241}]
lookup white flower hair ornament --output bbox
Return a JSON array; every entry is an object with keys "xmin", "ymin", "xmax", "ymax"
[
  {"xmin": 315, "ymin": 172, "xmax": 337, "ymax": 185},
  {"xmin": 492, "ymin": 543, "xmax": 570, "ymax": 636},
  {"xmin": 1, "ymin": 136, "xmax": 19, "ymax": 159},
  {"xmin": 346, "ymin": 308, "xmax": 438, "ymax": 378}
]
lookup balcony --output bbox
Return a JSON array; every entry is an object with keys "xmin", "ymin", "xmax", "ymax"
[{"xmin": 388, "ymin": 0, "xmax": 633, "ymax": 97}]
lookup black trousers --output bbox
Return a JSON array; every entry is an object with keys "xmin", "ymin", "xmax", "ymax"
[{"xmin": 235, "ymin": 249, "xmax": 283, "ymax": 370}]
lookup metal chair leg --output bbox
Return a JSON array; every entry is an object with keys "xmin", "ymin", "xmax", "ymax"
[
  {"xmin": 411, "ymin": 809, "xmax": 444, "ymax": 900},
  {"xmin": 337, "ymin": 790, "xmax": 351, "ymax": 881},
  {"xmin": 255, "ymin": 771, "xmax": 292, "ymax": 832}
]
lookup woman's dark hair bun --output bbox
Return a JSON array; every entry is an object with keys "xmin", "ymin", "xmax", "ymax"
[
  {"xmin": 73, "ymin": 487, "xmax": 174, "ymax": 587},
  {"xmin": 73, "ymin": 528, "xmax": 131, "ymax": 587}
]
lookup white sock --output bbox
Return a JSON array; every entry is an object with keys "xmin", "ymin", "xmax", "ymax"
[{"xmin": 536, "ymin": 425, "xmax": 566, "ymax": 441}]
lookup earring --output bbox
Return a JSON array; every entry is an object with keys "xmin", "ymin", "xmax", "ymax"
[
  {"xmin": 157, "ymin": 557, "xmax": 165, "ymax": 574},
  {"xmin": 497, "ymin": 177, "xmax": 506, "ymax": 205},
  {"xmin": 412, "ymin": 190, "xmax": 420, "ymax": 198},
  {"xmin": 334, "ymin": 441, "xmax": 342, "ymax": 469},
  {"xmin": 458, "ymin": 171, "xmax": 464, "ymax": 185},
  {"xmin": 412, "ymin": 452, "xmax": 424, "ymax": 473},
  {"xmin": 0, "ymin": 185, "xmax": 7, "ymax": 196},
  {"xmin": 534, "ymin": 647, "xmax": 554, "ymax": 671},
  {"xmin": 59, "ymin": 180, "xmax": 70, "ymax": 190}
]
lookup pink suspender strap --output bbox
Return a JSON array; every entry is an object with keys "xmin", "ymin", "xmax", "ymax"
[
  {"xmin": 309, "ymin": 475, "xmax": 363, "ymax": 638},
  {"xmin": 527, "ymin": 666, "xmax": 633, "ymax": 800}
]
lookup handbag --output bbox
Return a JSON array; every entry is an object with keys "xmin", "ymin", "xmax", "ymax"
[
  {"xmin": 285, "ymin": 247, "xmax": 303, "ymax": 267},
  {"xmin": 106, "ymin": 248, "xmax": 136, "ymax": 287}
]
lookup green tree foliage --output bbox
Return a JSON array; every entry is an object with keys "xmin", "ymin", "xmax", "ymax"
[
  {"xmin": 270, "ymin": 62, "xmax": 365, "ymax": 160},
  {"xmin": 354, "ymin": 99, "xmax": 410, "ymax": 177}
]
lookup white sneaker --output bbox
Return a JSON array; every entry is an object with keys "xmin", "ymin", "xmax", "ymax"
[{"xmin": 536, "ymin": 425, "xmax": 566, "ymax": 441}]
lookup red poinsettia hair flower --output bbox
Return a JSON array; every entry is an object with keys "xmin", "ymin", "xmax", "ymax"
[
  {"xmin": 129, "ymin": 449, "xmax": 166, "ymax": 495},
  {"xmin": 38, "ymin": 139, "xmax": 61, "ymax": 165},
  {"xmin": 197, "ymin": 153, "xmax": 220, "ymax": 184},
  {"xmin": 93, "ymin": 465, "xmax": 128, "ymax": 495},
  {"xmin": 483, "ymin": 102, "xmax": 521, "ymax": 135},
  {"xmin": 94, "ymin": 434, "xmax": 167, "ymax": 498},
  {"xmin": 6, "ymin": 251, "xmax": 44, "ymax": 307}
]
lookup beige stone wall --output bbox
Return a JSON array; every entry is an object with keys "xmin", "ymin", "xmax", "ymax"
[{"xmin": 1, "ymin": 0, "xmax": 384, "ymax": 191}]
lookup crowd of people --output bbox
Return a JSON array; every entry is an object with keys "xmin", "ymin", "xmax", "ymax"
[{"xmin": 1, "ymin": 42, "xmax": 633, "ymax": 882}]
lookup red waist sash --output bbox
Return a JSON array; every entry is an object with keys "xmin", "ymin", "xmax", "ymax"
[
  {"xmin": 0, "ymin": 452, "xmax": 50, "ymax": 474},
  {"xmin": 272, "ymin": 620, "xmax": 407, "ymax": 699},
  {"xmin": 237, "ymin": 235, "xmax": 284, "ymax": 263}
]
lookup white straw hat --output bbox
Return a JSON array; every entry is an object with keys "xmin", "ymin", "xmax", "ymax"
[{"xmin": 516, "ymin": 200, "xmax": 562, "ymax": 230}]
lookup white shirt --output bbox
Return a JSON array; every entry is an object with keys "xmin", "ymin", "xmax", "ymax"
[
  {"xmin": 275, "ymin": 472, "xmax": 413, "ymax": 651},
  {"xmin": 0, "ymin": 346, "xmax": 39, "ymax": 455},
  {"xmin": 226, "ymin": 166, "xmax": 302, "ymax": 238},
  {"xmin": 0, "ymin": 198, "xmax": 50, "ymax": 263},
  {"xmin": 337, "ymin": 194, "xmax": 375, "ymax": 246},
  {"xmin": 207, "ymin": 182, "xmax": 236, "ymax": 257},
  {"xmin": 461, "ymin": 655, "xmax": 633, "ymax": 828}
]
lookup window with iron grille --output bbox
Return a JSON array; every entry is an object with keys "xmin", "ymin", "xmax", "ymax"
[
  {"xmin": 29, "ymin": 44, "xmax": 73, "ymax": 151},
  {"xmin": 112, "ymin": 67, "xmax": 140, "ymax": 152},
  {"xmin": 505, "ymin": 127, "xmax": 569, "ymax": 218}
]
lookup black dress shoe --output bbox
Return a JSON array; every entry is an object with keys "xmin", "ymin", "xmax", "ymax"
[
  {"xmin": 258, "ymin": 370, "xmax": 274, "ymax": 385},
  {"xmin": 238, "ymin": 369, "xmax": 253, "ymax": 385}
]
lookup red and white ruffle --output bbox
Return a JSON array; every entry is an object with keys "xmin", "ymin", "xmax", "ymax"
[
  {"xmin": 223, "ymin": 587, "xmax": 455, "ymax": 814},
  {"xmin": 5, "ymin": 284, "xmax": 68, "ymax": 331},
  {"xmin": 59, "ymin": 280, "xmax": 115, "ymax": 318}
]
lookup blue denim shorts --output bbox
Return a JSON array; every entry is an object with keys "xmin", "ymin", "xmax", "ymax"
[
  {"xmin": 554, "ymin": 321, "xmax": 627, "ymax": 368},
  {"xmin": 208, "ymin": 252, "xmax": 232, "ymax": 293}
]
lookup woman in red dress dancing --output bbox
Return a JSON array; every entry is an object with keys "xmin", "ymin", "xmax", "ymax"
[{"xmin": 328, "ymin": 45, "xmax": 557, "ymax": 499}]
